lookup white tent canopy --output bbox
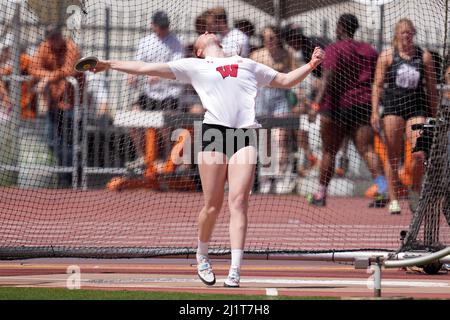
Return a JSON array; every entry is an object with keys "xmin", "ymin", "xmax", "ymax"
[{"xmin": 242, "ymin": 0, "xmax": 349, "ymax": 20}]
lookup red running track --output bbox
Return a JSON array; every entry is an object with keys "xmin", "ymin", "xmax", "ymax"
[{"xmin": 0, "ymin": 188, "xmax": 448, "ymax": 255}]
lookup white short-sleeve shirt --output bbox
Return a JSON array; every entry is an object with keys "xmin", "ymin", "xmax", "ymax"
[
  {"xmin": 221, "ymin": 29, "xmax": 250, "ymax": 58},
  {"xmin": 86, "ymin": 73, "xmax": 108, "ymax": 105},
  {"xmin": 168, "ymin": 56, "xmax": 278, "ymax": 128},
  {"xmin": 135, "ymin": 33, "xmax": 184, "ymax": 100}
]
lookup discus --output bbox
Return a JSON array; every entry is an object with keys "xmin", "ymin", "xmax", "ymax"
[{"xmin": 74, "ymin": 56, "xmax": 98, "ymax": 72}]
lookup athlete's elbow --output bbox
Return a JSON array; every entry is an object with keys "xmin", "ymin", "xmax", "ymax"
[
  {"xmin": 276, "ymin": 74, "xmax": 295, "ymax": 88},
  {"xmin": 270, "ymin": 73, "xmax": 297, "ymax": 88}
]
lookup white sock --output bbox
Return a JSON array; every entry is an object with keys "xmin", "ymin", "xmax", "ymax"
[
  {"xmin": 230, "ymin": 249, "xmax": 243, "ymax": 271},
  {"xmin": 197, "ymin": 239, "xmax": 209, "ymax": 259}
]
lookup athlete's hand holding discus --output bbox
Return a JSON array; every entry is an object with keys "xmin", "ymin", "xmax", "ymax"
[{"xmin": 91, "ymin": 60, "xmax": 111, "ymax": 73}]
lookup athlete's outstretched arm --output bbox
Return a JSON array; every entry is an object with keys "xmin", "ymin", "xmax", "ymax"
[
  {"xmin": 93, "ymin": 60, "xmax": 175, "ymax": 79},
  {"xmin": 270, "ymin": 47, "xmax": 325, "ymax": 88}
]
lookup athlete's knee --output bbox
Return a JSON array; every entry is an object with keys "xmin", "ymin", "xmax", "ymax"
[
  {"xmin": 202, "ymin": 203, "xmax": 222, "ymax": 216},
  {"xmin": 228, "ymin": 192, "xmax": 249, "ymax": 212}
]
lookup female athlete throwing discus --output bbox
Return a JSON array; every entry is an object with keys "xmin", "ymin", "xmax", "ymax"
[{"xmin": 92, "ymin": 32, "xmax": 324, "ymax": 287}]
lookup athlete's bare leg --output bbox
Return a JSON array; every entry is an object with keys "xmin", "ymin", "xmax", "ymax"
[
  {"xmin": 352, "ymin": 124, "xmax": 383, "ymax": 179},
  {"xmin": 319, "ymin": 116, "xmax": 345, "ymax": 188},
  {"xmin": 197, "ymin": 151, "xmax": 228, "ymax": 243},
  {"xmin": 382, "ymin": 115, "xmax": 405, "ymax": 201},
  {"xmin": 227, "ymin": 146, "xmax": 257, "ymax": 249}
]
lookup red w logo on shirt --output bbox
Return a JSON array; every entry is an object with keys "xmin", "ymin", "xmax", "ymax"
[{"xmin": 216, "ymin": 64, "xmax": 239, "ymax": 79}]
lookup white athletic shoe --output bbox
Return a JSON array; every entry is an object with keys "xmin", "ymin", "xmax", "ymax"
[
  {"xmin": 223, "ymin": 267, "xmax": 240, "ymax": 288},
  {"xmin": 388, "ymin": 200, "xmax": 401, "ymax": 215},
  {"xmin": 197, "ymin": 255, "xmax": 216, "ymax": 286}
]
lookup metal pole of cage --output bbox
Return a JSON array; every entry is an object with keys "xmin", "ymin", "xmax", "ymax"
[
  {"xmin": 66, "ymin": 77, "xmax": 80, "ymax": 189},
  {"xmin": 7, "ymin": 2, "xmax": 23, "ymax": 177},
  {"xmin": 81, "ymin": 74, "xmax": 89, "ymax": 190}
]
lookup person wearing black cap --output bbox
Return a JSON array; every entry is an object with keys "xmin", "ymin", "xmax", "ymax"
[{"xmin": 126, "ymin": 10, "xmax": 184, "ymax": 174}]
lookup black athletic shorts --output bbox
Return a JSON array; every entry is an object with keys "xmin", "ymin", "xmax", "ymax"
[
  {"xmin": 137, "ymin": 95, "xmax": 179, "ymax": 111},
  {"xmin": 200, "ymin": 123, "xmax": 257, "ymax": 158},
  {"xmin": 382, "ymin": 104, "xmax": 431, "ymax": 121},
  {"xmin": 320, "ymin": 105, "xmax": 371, "ymax": 131}
]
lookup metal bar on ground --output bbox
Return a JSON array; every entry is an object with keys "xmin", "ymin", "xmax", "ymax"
[{"xmin": 384, "ymin": 247, "xmax": 450, "ymax": 268}]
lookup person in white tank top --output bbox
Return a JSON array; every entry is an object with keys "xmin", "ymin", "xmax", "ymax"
[{"xmin": 91, "ymin": 31, "xmax": 324, "ymax": 288}]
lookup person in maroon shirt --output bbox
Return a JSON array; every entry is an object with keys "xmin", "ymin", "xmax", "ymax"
[{"xmin": 308, "ymin": 13, "xmax": 387, "ymax": 207}]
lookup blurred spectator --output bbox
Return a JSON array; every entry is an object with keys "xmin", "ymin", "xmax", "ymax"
[
  {"xmin": 292, "ymin": 72, "xmax": 320, "ymax": 177},
  {"xmin": 83, "ymin": 71, "xmax": 116, "ymax": 170},
  {"xmin": 195, "ymin": 13, "xmax": 207, "ymax": 36},
  {"xmin": 0, "ymin": 34, "xmax": 12, "ymax": 64},
  {"xmin": 443, "ymin": 60, "xmax": 450, "ymax": 105},
  {"xmin": 308, "ymin": 14, "xmax": 386, "ymax": 208},
  {"xmin": 127, "ymin": 11, "xmax": 184, "ymax": 175},
  {"xmin": 281, "ymin": 23, "xmax": 330, "ymax": 78},
  {"xmin": 250, "ymin": 25, "xmax": 298, "ymax": 194},
  {"xmin": 428, "ymin": 50, "xmax": 444, "ymax": 84},
  {"xmin": 0, "ymin": 33, "xmax": 38, "ymax": 120},
  {"xmin": 234, "ymin": 19, "xmax": 258, "ymax": 54},
  {"xmin": 187, "ymin": 10, "xmax": 217, "ymax": 57},
  {"xmin": 85, "ymin": 72, "xmax": 111, "ymax": 123},
  {"xmin": 234, "ymin": 19, "xmax": 255, "ymax": 38},
  {"xmin": 371, "ymin": 18, "xmax": 438, "ymax": 214},
  {"xmin": 210, "ymin": 7, "xmax": 250, "ymax": 57},
  {"xmin": 0, "ymin": 36, "xmax": 13, "ymax": 120},
  {"xmin": 195, "ymin": 10, "xmax": 217, "ymax": 36},
  {"xmin": 0, "ymin": 84, "xmax": 10, "ymax": 124},
  {"xmin": 281, "ymin": 23, "xmax": 329, "ymax": 177},
  {"xmin": 29, "ymin": 24, "xmax": 82, "ymax": 187},
  {"xmin": 181, "ymin": 12, "xmax": 209, "ymax": 116}
]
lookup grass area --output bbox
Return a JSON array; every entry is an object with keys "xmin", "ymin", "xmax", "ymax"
[{"xmin": 0, "ymin": 287, "xmax": 336, "ymax": 300}]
